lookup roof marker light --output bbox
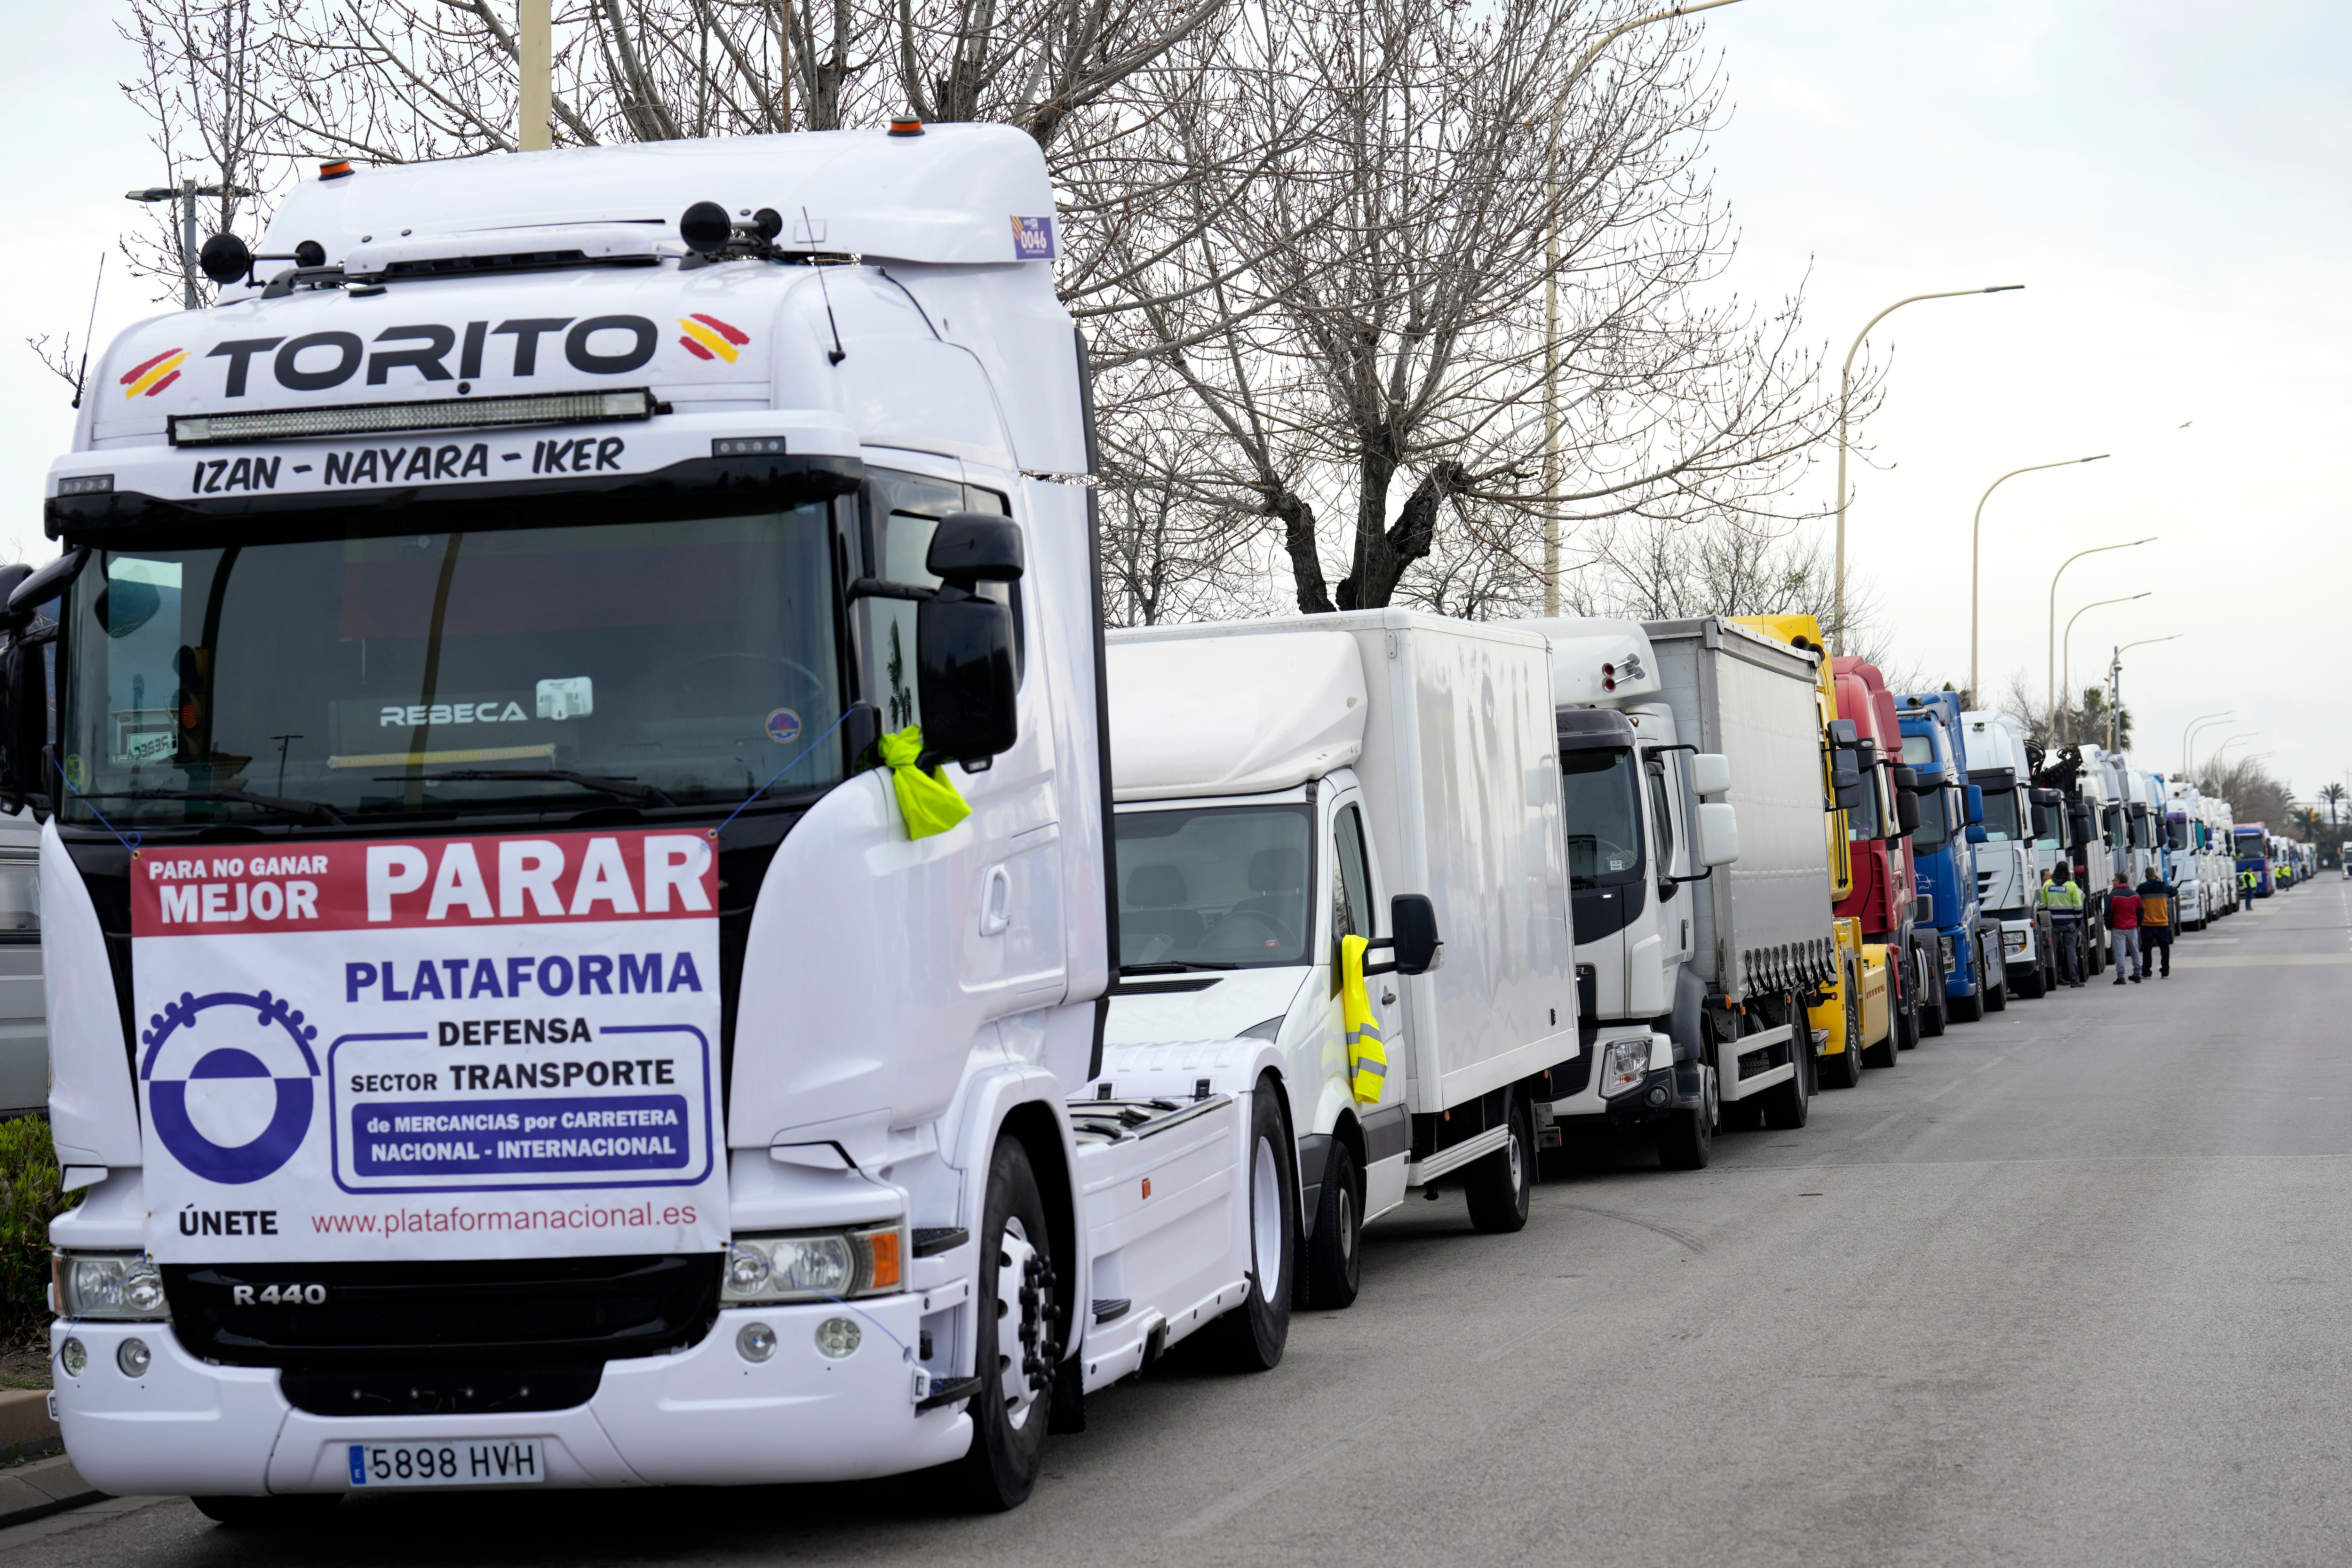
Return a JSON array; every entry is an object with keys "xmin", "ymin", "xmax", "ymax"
[
  {"xmin": 319, "ymin": 160, "xmax": 353, "ymax": 181},
  {"xmin": 889, "ymin": 115, "xmax": 924, "ymax": 137}
]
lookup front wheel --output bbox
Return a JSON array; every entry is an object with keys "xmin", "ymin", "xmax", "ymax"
[
  {"xmin": 2015, "ymin": 963, "xmax": 2047, "ymax": 1000},
  {"xmin": 1821, "ymin": 985, "xmax": 1864, "ymax": 1089},
  {"xmin": 955, "ymin": 1136, "xmax": 1062, "ymax": 1512},
  {"xmin": 1655, "ymin": 1063, "xmax": 1716, "ymax": 1170},
  {"xmin": 1464, "ymin": 1092, "xmax": 1533, "ymax": 1233},
  {"xmin": 1211, "ymin": 1077, "xmax": 1296, "ymax": 1369},
  {"xmin": 1304, "ymin": 1138, "xmax": 1362, "ymax": 1309},
  {"xmin": 1761, "ymin": 995, "xmax": 1812, "ymax": 1128},
  {"xmin": 1984, "ymin": 971, "xmax": 2009, "ymax": 1012}
]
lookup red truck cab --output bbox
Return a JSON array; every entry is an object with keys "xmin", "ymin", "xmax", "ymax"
[{"xmin": 1831, "ymin": 658, "xmax": 1926, "ymax": 1052}]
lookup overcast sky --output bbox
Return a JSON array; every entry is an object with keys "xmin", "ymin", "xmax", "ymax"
[{"xmin": 0, "ymin": 0, "xmax": 2344, "ymax": 804}]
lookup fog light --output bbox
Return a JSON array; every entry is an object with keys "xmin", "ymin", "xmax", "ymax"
[
  {"xmin": 815, "ymin": 1317, "xmax": 862, "ymax": 1360},
  {"xmin": 1645, "ymin": 1084, "xmax": 1671, "ymax": 1106},
  {"xmin": 736, "ymin": 1322, "xmax": 777, "ymax": 1363},
  {"xmin": 117, "ymin": 1338, "xmax": 151, "ymax": 1377},
  {"xmin": 58, "ymin": 1338, "xmax": 86, "ymax": 1378}
]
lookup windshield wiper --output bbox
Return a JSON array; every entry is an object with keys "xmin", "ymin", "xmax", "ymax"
[
  {"xmin": 374, "ymin": 768, "xmax": 676, "ymax": 806},
  {"xmin": 1117, "ymin": 960, "xmax": 1242, "ymax": 974},
  {"xmin": 77, "ymin": 788, "xmax": 348, "ymax": 825}
]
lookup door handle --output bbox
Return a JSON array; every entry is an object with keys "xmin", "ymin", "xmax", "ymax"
[
  {"xmin": 1381, "ymin": 989, "xmax": 1396, "ymax": 1005},
  {"xmin": 978, "ymin": 864, "xmax": 1012, "ymax": 936}
]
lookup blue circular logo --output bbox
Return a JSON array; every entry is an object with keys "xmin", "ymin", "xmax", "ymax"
[
  {"xmin": 139, "ymin": 991, "xmax": 320, "ymax": 1186},
  {"xmin": 765, "ymin": 707, "xmax": 803, "ymax": 744}
]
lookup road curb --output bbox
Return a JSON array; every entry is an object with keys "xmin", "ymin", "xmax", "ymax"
[{"xmin": 0, "ymin": 1452, "xmax": 103, "ymax": 1528}]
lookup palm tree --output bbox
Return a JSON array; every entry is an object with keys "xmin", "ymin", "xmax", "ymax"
[{"xmin": 2323, "ymin": 782, "xmax": 2347, "ymax": 828}]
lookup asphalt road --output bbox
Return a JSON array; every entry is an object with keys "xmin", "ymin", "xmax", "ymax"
[{"xmin": 12, "ymin": 880, "xmax": 2352, "ymax": 1568}]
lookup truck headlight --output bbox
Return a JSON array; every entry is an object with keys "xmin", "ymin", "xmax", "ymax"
[
  {"xmin": 722, "ymin": 1226, "xmax": 902, "ymax": 1304},
  {"xmin": 1602, "ymin": 1037, "xmax": 1653, "ymax": 1097},
  {"xmin": 2002, "ymin": 930, "xmax": 2028, "ymax": 953},
  {"xmin": 55, "ymin": 1253, "xmax": 170, "ymax": 1321}
]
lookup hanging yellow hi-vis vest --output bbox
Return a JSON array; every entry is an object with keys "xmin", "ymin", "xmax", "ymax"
[{"xmin": 1339, "ymin": 934, "xmax": 1387, "ymax": 1106}]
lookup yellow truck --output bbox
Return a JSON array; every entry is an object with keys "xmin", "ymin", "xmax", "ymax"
[{"xmin": 1732, "ymin": 616, "xmax": 1889, "ymax": 1089}]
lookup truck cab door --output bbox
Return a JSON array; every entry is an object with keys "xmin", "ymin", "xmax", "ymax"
[
  {"xmin": 1642, "ymin": 750, "xmax": 1693, "ymax": 967},
  {"xmin": 1328, "ymin": 794, "xmax": 1408, "ymax": 1216}
]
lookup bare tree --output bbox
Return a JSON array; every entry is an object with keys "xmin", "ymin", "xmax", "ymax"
[
  {"xmin": 117, "ymin": 0, "xmax": 281, "ymax": 304},
  {"xmin": 2200, "ymin": 758, "xmax": 2292, "ymax": 828}
]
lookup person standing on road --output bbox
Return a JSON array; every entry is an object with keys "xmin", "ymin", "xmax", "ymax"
[
  {"xmin": 2137, "ymin": 869, "xmax": 2176, "ymax": 978},
  {"xmin": 2106, "ymin": 874, "xmax": 2143, "ymax": 985},
  {"xmin": 2041, "ymin": 865, "xmax": 2086, "ymax": 987}
]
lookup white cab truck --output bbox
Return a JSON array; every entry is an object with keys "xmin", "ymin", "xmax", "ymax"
[
  {"xmin": 1505, "ymin": 617, "xmax": 1829, "ymax": 1170},
  {"xmin": 1102, "ymin": 613, "xmax": 1568, "ymax": 1304},
  {"xmin": 14, "ymin": 126, "xmax": 1297, "ymax": 1518},
  {"xmin": 1958, "ymin": 712, "xmax": 2046, "ymax": 999}
]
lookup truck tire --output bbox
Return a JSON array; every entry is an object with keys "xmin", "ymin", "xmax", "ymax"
[
  {"xmin": 1950, "ymin": 980, "xmax": 1982, "ymax": 1023},
  {"xmin": 1822, "ymin": 982, "xmax": 1864, "ymax": 1089},
  {"xmin": 956, "ymin": 1135, "xmax": 1061, "ymax": 1511},
  {"xmin": 2015, "ymin": 963, "xmax": 2046, "ymax": 1000},
  {"xmin": 1894, "ymin": 963, "xmax": 1920, "ymax": 1051},
  {"xmin": 1918, "ymin": 953, "xmax": 1948, "ymax": 1036},
  {"xmin": 1304, "ymin": 1138, "xmax": 1362, "ymax": 1309},
  {"xmin": 1861, "ymin": 966, "xmax": 1899, "ymax": 1069},
  {"xmin": 1463, "ymin": 1092, "xmax": 1532, "ymax": 1234},
  {"xmin": 1211, "ymin": 1077, "xmax": 1296, "ymax": 1370},
  {"xmin": 1984, "ymin": 972, "xmax": 2008, "ymax": 1012},
  {"xmin": 191, "ymin": 1496, "xmax": 344, "ymax": 1528},
  {"xmin": 1655, "ymin": 1063, "xmax": 1715, "ymax": 1170},
  {"xmin": 1760, "ymin": 998, "xmax": 1812, "ymax": 1129}
]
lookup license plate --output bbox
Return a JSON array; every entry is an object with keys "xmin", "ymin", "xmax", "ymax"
[{"xmin": 347, "ymin": 1439, "xmax": 544, "ymax": 1488}]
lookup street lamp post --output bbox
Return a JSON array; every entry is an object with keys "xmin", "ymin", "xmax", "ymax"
[
  {"xmin": 2046, "ymin": 537, "xmax": 2155, "ymax": 723},
  {"xmin": 1831, "ymin": 284, "xmax": 2024, "ymax": 654},
  {"xmin": 2207, "ymin": 732, "xmax": 2261, "ymax": 776},
  {"xmin": 2057, "ymin": 592, "xmax": 2148, "ymax": 737},
  {"xmin": 2106, "ymin": 634, "xmax": 2179, "ymax": 752},
  {"xmin": 127, "ymin": 178, "xmax": 257, "ymax": 309},
  {"xmin": 1542, "ymin": 0, "xmax": 1747, "ymax": 614},
  {"xmin": 1970, "ymin": 454, "xmax": 2107, "ymax": 702},
  {"xmin": 2180, "ymin": 711, "xmax": 2232, "ymax": 776}
]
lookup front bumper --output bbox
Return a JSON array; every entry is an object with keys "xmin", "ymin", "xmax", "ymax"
[{"xmin": 52, "ymin": 1297, "xmax": 966, "ymax": 1496}]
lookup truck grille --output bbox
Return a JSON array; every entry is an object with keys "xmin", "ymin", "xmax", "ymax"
[{"xmin": 161, "ymin": 1254, "xmax": 721, "ymax": 1374}]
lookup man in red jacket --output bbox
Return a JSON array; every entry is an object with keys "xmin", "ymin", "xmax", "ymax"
[{"xmin": 2106, "ymin": 874, "xmax": 2143, "ymax": 986}]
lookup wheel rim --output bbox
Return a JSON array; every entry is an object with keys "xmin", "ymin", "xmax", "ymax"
[
  {"xmin": 1337, "ymin": 1183, "xmax": 1356, "ymax": 1263},
  {"xmin": 1506, "ymin": 1121, "xmax": 1525, "ymax": 1195},
  {"xmin": 994, "ymin": 1219, "xmax": 1043, "ymax": 1430},
  {"xmin": 1249, "ymin": 1136, "xmax": 1282, "ymax": 1298}
]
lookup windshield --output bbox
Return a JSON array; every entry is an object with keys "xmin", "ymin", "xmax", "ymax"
[
  {"xmin": 1900, "ymin": 733, "xmax": 1935, "ymax": 768},
  {"xmin": 59, "ymin": 506, "xmax": 844, "ymax": 827},
  {"xmin": 2169, "ymin": 820, "xmax": 2190, "ymax": 852},
  {"xmin": 1559, "ymin": 748, "xmax": 1644, "ymax": 886},
  {"xmin": 2235, "ymin": 834, "xmax": 2264, "ymax": 860},
  {"xmin": 2034, "ymin": 806, "xmax": 2063, "ymax": 850},
  {"xmin": 1913, "ymin": 787, "xmax": 1950, "ymax": 852},
  {"xmin": 1114, "ymin": 804, "xmax": 1314, "ymax": 971},
  {"xmin": 1979, "ymin": 788, "xmax": 2022, "ymax": 842},
  {"xmin": 1847, "ymin": 768, "xmax": 1883, "ymax": 840}
]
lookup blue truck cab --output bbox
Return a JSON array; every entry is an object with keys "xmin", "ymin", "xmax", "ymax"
[{"xmin": 1897, "ymin": 692, "xmax": 1992, "ymax": 1022}]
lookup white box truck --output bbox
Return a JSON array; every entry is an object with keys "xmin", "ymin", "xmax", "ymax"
[
  {"xmin": 1503, "ymin": 618, "xmax": 1835, "ymax": 1169},
  {"xmin": 1102, "ymin": 612, "xmax": 1579, "ymax": 1303},
  {"xmin": 13, "ymin": 123, "xmax": 1302, "ymax": 1519}
]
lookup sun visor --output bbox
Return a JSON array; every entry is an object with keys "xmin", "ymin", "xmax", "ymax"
[{"xmin": 1108, "ymin": 632, "xmax": 1366, "ymax": 802}]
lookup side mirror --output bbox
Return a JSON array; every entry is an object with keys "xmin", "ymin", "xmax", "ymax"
[
  {"xmin": 925, "ymin": 513, "xmax": 1024, "ymax": 587},
  {"xmin": 1966, "ymin": 823, "xmax": 1988, "ymax": 844},
  {"xmin": 1915, "ymin": 892, "xmax": 1935, "ymax": 924},
  {"xmin": 1383, "ymin": 893, "xmax": 1443, "ymax": 976},
  {"xmin": 1690, "ymin": 752, "xmax": 1732, "ymax": 796},
  {"xmin": 7, "ymin": 548, "xmax": 86, "ymax": 621},
  {"xmin": 1697, "ymin": 801, "xmax": 1740, "ymax": 867},
  {"xmin": 1828, "ymin": 718, "xmax": 1859, "ymax": 746},
  {"xmin": 915, "ymin": 589, "xmax": 1017, "ymax": 765},
  {"xmin": 1894, "ymin": 786, "xmax": 1920, "ymax": 835},
  {"xmin": 1965, "ymin": 785, "xmax": 1984, "ymax": 826}
]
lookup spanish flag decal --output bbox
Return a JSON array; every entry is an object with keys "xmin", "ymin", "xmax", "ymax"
[
  {"xmin": 120, "ymin": 347, "xmax": 186, "ymax": 399},
  {"xmin": 677, "ymin": 314, "xmax": 749, "ymax": 363}
]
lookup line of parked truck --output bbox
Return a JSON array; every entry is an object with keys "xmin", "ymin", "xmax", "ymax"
[{"xmin": 13, "ymin": 125, "xmax": 2307, "ymax": 1519}]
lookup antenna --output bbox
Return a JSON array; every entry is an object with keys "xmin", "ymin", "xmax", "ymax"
[
  {"xmin": 803, "ymin": 207, "xmax": 846, "ymax": 366},
  {"xmin": 70, "ymin": 253, "xmax": 104, "ymax": 409}
]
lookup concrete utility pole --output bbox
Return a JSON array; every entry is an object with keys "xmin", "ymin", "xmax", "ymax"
[
  {"xmin": 2106, "ymin": 635, "xmax": 2177, "ymax": 753},
  {"xmin": 1831, "ymin": 284, "xmax": 2023, "ymax": 654},
  {"xmin": 127, "ymin": 178, "xmax": 256, "ymax": 309},
  {"xmin": 519, "ymin": 0, "xmax": 553, "ymax": 152},
  {"xmin": 1970, "ymin": 454, "xmax": 2106, "ymax": 703},
  {"xmin": 1541, "ymin": 0, "xmax": 1745, "ymax": 615}
]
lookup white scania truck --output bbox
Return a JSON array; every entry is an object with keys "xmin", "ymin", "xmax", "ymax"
[
  {"xmin": 14, "ymin": 126, "xmax": 1310, "ymax": 1519},
  {"xmin": 1102, "ymin": 613, "xmax": 1574, "ymax": 1304},
  {"xmin": 1506, "ymin": 617, "xmax": 1833, "ymax": 1170}
]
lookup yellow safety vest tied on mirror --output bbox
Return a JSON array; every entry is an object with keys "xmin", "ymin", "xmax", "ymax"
[
  {"xmin": 877, "ymin": 724, "xmax": 971, "ymax": 839},
  {"xmin": 1339, "ymin": 934, "xmax": 1387, "ymax": 1106}
]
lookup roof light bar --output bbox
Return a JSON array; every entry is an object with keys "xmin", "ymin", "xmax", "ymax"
[{"xmin": 169, "ymin": 389, "xmax": 659, "ymax": 448}]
